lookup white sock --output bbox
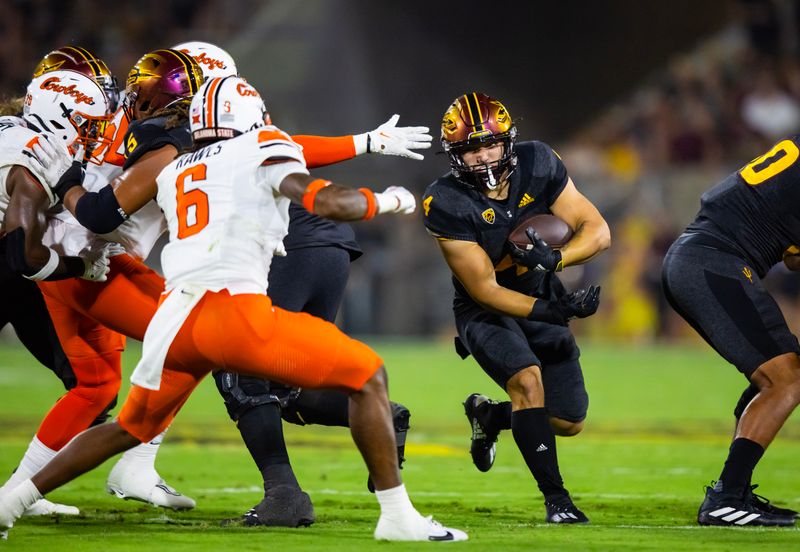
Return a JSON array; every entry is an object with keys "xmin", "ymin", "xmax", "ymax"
[
  {"xmin": 375, "ymin": 484, "xmax": 417, "ymax": 519},
  {"xmin": 3, "ymin": 479, "xmax": 43, "ymax": 520},
  {"xmin": 0, "ymin": 437, "xmax": 57, "ymax": 493},
  {"xmin": 118, "ymin": 428, "xmax": 166, "ymax": 469}
]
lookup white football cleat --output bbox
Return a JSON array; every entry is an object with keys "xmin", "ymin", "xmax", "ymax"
[
  {"xmin": 106, "ymin": 458, "xmax": 195, "ymax": 511},
  {"xmin": 23, "ymin": 498, "xmax": 79, "ymax": 516},
  {"xmin": 375, "ymin": 512, "xmax": 468, "ymax": 542}
]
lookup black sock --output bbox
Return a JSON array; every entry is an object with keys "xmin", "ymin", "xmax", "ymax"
[
  {"xmin": 511, "ymin": 407, "xmax": 568, "ymax": 499},
  {"xmin": 236, "ymin": 403, "xmax": 300, "ymax": 490},
  {"xmin": 715, "ymin": 438, "xmax": 764, "ymax": 498},
  {"xmin": 486, "ymin": 401, "xmax": 512, "ymax": 431}
]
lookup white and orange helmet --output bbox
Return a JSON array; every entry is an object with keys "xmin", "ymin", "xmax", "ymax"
[
  {"xmin": 24, "ymin": 70, "xmax": 112, "ymax": 151},
  {"xmin": 190, "ymin": 76, "xmax": 270, "ymax": 142},
  {"xmin": 172, "ymin": 41, "xmax": 237, "ymax": 79}
]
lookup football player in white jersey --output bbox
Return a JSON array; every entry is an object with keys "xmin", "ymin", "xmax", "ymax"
[
  {"xmin": 0, "ymin": 48, "xmax": 198, "ymax": 513},
  {"xmin": 0, "ymin": 69, "xmax": 117, "ymax": 517},
  {"xmin": 0, "ymin": 76, "xmax": 467, "ymax": 543}
]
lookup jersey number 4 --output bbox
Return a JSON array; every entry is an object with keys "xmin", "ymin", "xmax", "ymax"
[
  {"xmin": 740, "ymin": 139, "xmax": 800, "ymax": 185},
  {"xmin": 176, "ymin": 164, "xmax": 209, "ymax": 239}
]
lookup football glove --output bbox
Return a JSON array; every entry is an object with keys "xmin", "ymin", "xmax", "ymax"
[
  {"xmin": 28, "ymin": 133, "xmax": 72, "ymax": 188},
  {"xmin": 354, "ymin": 115, "xmax": 432, "ymax": 161},
  {"xmin": 527, "ymin": 285, "xmax": 601, "ymax": 325},
  {"xmin": 375, "ymin": 186, "xmax": 416, "ymax": 215},
  {"xmin": 510, "ymin": 227, "xmax": 563, "ymax": 272},
  {"xmin": 80, "ymin": 243, "xmax": 125, "ymax": 282}
]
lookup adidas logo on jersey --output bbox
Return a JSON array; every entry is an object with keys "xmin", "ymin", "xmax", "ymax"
[
  {"xmin": 518, "ymin": 193, "xmax": 534, "ymax": 208},
  {"xmin": 536, "ymin": 443, "xmax": 548, "ymax": 452}
]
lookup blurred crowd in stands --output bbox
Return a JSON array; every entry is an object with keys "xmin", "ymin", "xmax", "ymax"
[
  {"xmin": 2, "ymin": 0, "xmax": 800, "ymax": 341},
  {"xmin": 563, "ymin": 0, "xmax": 800, "ymax": 342}
]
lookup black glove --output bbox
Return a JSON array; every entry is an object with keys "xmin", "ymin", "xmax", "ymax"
[
  {"xmin": 53, "ymin": 160, "xmax": 85, "ymax": 203},
  {"xmin": 527, "ymin": 285, "xmax": 601, "ymax": 325},
  {"xmin": 510, "ymin": 228, "xmax": 563, "ymax": 272}
]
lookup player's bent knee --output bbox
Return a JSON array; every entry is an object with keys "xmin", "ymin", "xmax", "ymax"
[
  {"xmin": 550, "ymin": 417, "xmax": 584, "ymax": 436},
  {"xmin": 506, "ymin": 366, "xmax": 544, "ymax": 407}
]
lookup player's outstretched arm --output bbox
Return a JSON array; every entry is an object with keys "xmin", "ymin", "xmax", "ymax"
[
  {"xmin": 4, "ymin": 166, "xmax": 111, "ymax": 281},
  {"xmin": 55, "ymin": 144, "xmax": 178, "ymax": 234},
  {"xmin": 278, "ymin": 172, "xmax": 415, "ymax": 221},
  {"xmin": 549, "ymin": 178, "xmax": 611, "ymax": 267},
  {"xmin": 292, "ymin": 115, "xmax": 432, "ymax": 168}
]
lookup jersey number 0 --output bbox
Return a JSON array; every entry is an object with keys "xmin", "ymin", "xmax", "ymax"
[
  {"xmin": 176, "ymin": 164, "xmax": 209, "ymax": 239},
  {"xmin": 740, "ymin": 140, "xmax": 800, "ymax": 185}
]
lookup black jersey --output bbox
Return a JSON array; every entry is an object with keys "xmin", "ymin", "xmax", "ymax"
[
  {"xmin": 123, "ymin": 117, "xmax": 361, "ymax": 259},
  {"xmin": 123, "ymin": 116, "xmax": 192, "ymax": 169},
  {"xmin": 423, "ymin": 141, "xmax": 569, "ymax": 313},
  {"xmin": 686, "ymin": 136, "xmax": 800, "ymax": 277}
]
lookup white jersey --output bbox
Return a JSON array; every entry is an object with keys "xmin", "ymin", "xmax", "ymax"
[
  {"xmin": 156, "ymin": 126, "xmax": 309, "ymax": 295},
  {"xmin": 41, "ymin": 109, "xmax": 168, "ymax": 260},
  {"xmin": 0, "ymin": 116, "xmax": 58, "ymax": 226}
]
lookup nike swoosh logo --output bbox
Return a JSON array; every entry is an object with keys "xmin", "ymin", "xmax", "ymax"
[{"xmin": 429, "ymin": 531, "xmax": 454, "ymax": 541}]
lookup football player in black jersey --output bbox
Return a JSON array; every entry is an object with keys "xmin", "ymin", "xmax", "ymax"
[
  {"xmin": 51, "ymin": 47, "xmax": 426, "ymax": 526},
  {"xmin": 662, "ymin": 137, "xmax": 800, "ymax": 526},
  {"xmin": 423, "ymin": 93, "xmax": 610, "ymax": 524}
]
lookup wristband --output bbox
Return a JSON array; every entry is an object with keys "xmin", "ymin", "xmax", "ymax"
[
  {"xmin": 359, "ymin": 188, "xmax": 378, "ymax": 220},
  {"xmin": 53, "ymin": 161, "xmax": 84, "ymax": 203},
  {"xmin": 301, "ymin": 179, "xmax": 331, "ymax": 213},
  {"xmin": 22, "ymin": 248, "xmax": 59, "ymax": 281}
]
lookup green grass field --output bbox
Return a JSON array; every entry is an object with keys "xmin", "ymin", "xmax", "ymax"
[{"xmin": 1, "ymin": 339, "xmax": 798, "ymax": 550}]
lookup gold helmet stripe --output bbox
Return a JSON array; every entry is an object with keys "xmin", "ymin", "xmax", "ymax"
[
  {"xmin": 64, "ymin": 45, "xmax": 104, "ymax": 78},
  {"xmin": 169, "ymin": 48, "xmax": 201, "ymax": 95},
  {"xmin": 462, "ymin": 94, "xmax": 476, "ymax": 126},
  {"xmin": 468, "ymin": 92, "xmax": 485, "ymax": 132}
]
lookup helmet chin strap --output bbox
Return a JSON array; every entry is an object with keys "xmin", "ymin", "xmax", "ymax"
[{"xmin": 484, "ymin": 164, "xmax": 498, "ymax": 190}]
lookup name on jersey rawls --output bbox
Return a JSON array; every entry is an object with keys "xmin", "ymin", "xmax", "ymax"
[{"xmin": 176, "ymin": 143, "xmax": 223, "ymax": 169}]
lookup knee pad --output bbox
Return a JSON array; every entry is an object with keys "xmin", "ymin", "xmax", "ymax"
[
  {"xmin": 734, "ymin": 383, "xmax": 759, "ymax": 421},
  {"xmin": 213, "ymin": 370, "xmax": 280, "ymax": 422},
  {"xmin": 278, "ymin": 387, "xmax": 305, "ymax": 426},
  {"xmin": 90, "ymin": 395, "xmax": 119, "ymax": 427}
]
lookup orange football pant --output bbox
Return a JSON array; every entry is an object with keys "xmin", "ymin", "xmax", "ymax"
[
  {"xmin": 35, "ymin": 254, "xmax": 164, "ymax": 450},
  {"xmin": 119, "ymin": 290, "xmax": 383, "ymax": 443}
]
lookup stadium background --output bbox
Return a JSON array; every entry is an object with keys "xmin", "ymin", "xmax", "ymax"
[{"xmin": 2, "ymin": 0, "xmax": 800, "ymax": 549}]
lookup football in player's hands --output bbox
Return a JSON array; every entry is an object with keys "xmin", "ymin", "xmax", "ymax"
[{"xmin": 508, "ymin": 214, "xmax": 573, "ymax": 250}]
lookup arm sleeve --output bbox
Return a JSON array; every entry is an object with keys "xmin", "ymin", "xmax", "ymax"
[
  {"xmin": 422, "ymin": 190, "xmax": 477, "ymax": 242},
  {"xmin": 291, "ymin": 135, "xmax": 356, "ymax": 169},
  {"xmin": 74, "ymin": 184, "xmax": 128, "ymax": 233},
  {"xmin": 541, "ymin": 143, "xmax": 569, "ymax": 207}
]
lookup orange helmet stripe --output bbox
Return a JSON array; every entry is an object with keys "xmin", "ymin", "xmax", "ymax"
[{"xmin": 204, "ymin": 77, "xmax": 223, "ymax": 127}]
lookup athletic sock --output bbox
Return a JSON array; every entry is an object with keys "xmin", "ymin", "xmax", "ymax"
[
  {"xmin": 715, "ymin": 438, "xmax": 764, "ymax": 498},
  {"xmin": 117, "ymin": 428, "xmax": 166, "ymax": 470},
  {"xmin": 236, "ymin": 403, "xmax": 300, "ymax": 490},
  {"xmin": 375, "ymin": 484, "xmax": 417, "ymax": 519},
  {"xmin": 511, "ymin": 407, "xmax": 568, "ymax": 498},
  {"xmin": 0, "ymin": 437, "xmax": 56, "ymax": 493}
]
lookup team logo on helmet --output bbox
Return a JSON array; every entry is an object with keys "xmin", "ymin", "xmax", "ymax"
[
  {"xmin": 190, "ymin": 76, "xmax": 269, "ymax": 142},
  {"xmin": 40, "ymin": 77, "xmax": 96, "ymax": 105}
]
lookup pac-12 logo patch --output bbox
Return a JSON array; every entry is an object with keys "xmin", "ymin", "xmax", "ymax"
[{"xmin": 481, "ymin": 208, "xmax": 495, "ymax": 224}]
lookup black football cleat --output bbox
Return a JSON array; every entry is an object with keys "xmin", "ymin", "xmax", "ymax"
[
  {"xmin": 544, "ymin": 495, "xmax": 589, "ymax": 524},
  {"xmin": 463, "ymin": 393, "xmax": 499, "ymax": 472},
  {"xmin": 744, "ymin": 484, "xmax": 799, "ymax": 519},
  {"xmin": 221, "ymin": 486, "xmax": 315, "ymax": 528},
  {"xmin": 697, "ymin": 483, "xmax": 795, "ymax": 527}
]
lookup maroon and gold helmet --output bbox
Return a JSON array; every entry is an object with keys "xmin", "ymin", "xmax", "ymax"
[
  {"xmin": 33, "ymin": 46, "xmax": 120, "ymax": 111},
  {"xmin": 441, "ymin": 92, "xmax": 517, "ymax": 189},
  {"xmin": 123, "ymin": 48, "xmax": 204, "ymax": 121}
]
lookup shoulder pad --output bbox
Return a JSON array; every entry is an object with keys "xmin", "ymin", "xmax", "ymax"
[
  {"xmin": 123, "ymin": 118, "xmax": 192, "ymax": 169},
  {"xmin": 422, "ymin": 176, "xmax": 477, "ymax": 241},
  {"xmin": 0, "ymin": 123, "xmax": 57, "ymax": 207}
]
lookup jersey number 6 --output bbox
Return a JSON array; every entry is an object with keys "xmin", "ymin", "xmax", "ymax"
[
  {"xmin": 176, "ymin": 164, "xmax": 209, "ymax": 239},
  {"xmin": 740, "ymin": 139, "xmax": 800, "ymax": 185}
]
